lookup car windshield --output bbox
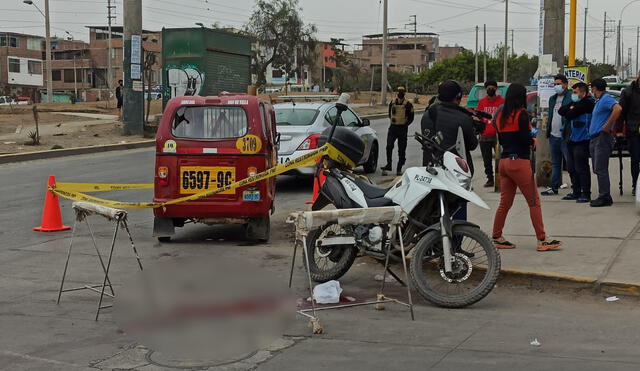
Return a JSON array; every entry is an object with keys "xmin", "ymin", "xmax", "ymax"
[
  {"xmin": 475, "ymin": 87, "xmax": 503, "ymax": 100},
  {"xmin": 172, "ymin": 106, "xmax": 248, "ymax": 139},
  {"xmin": 603, "ymin": 77, "xmax": 617, "ymax": 83},
  {"xmin": 275, "ymin": 108, "xmax": 319, "ymax": 126}
]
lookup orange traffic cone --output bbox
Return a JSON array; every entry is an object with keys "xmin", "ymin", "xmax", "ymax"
[
  {"xmin": 34, "ymin": 175, "xmax": 71, "ymax": 232},
  {"xmin": 306, "ymin": 164, "xmax": 326, "ymax": 205}
]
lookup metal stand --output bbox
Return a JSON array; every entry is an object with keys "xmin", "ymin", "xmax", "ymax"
[
  {"xmin": 287, "ymin": 207, "xmax": 414, "ymax": 334},
  {"xmin": 57, "ymin": 202, "xmax": 143, "ymax": 320}
]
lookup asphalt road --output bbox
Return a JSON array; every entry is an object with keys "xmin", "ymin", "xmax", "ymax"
[{"xmin": 1, "ymin": 114, "xmax": 640, "ymax": 370}]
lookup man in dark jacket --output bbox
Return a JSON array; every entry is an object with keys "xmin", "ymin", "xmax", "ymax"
[
  {"xmin": 542, "ymin": 74, "xmax": 573, "ymax": 195},
  {"xmin": 558, "ymin": 82, "xmax": 595, "ymax": 203},
  {"xmin": 619, "ymin": 72, "xmax": 640, "ymax": 196},
  {"xmin": 421, "ymin": 80, "xmax": 479, "ymax": 174},
  {"xmin": 382, "ymin": 86, "xmax": 414, "ymax": 175}
]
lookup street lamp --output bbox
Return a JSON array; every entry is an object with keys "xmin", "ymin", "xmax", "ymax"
[{"xmin": 23, "ymin": 0, "xmax": 53, "ymax": 103}]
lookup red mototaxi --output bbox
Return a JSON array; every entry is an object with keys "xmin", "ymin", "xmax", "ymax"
[{"xmin": 152, "ymin": 94, "xmax": 278, "ymax": 242}]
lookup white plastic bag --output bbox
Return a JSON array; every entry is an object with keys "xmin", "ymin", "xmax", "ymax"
[{"xmin": 313, "ymin": 280, "xmax": 343, "ymax": 304}]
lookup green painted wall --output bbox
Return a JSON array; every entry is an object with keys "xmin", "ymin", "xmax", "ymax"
[{"xmin": 162, "ymin": 27, "xmax": 252, "ymax": 105}]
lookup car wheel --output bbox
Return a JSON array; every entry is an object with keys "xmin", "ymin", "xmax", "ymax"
[{"xmin": 363, "ymin": 141, "xmax": 378, "ymax": 174}]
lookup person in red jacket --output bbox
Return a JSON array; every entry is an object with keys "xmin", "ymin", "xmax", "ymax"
[{"xmin": 476, "ymin": 80, "xmax": 504, "ymax": 187}]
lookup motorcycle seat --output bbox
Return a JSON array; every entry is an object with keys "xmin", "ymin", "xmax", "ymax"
[
  {"xmin": 353, "ymin": 178, "xmax": 394, "ymax": 207},
  {"xmin": 353, "ymin": 177, "xmax": 391, "ymax": 199}
]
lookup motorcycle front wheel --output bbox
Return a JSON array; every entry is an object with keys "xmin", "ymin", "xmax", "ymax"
[
  {"xmin": 304, "ymin": 223, "xmax": 358, "ymax": 282},
  {"xmin": 409, "ymin": 225, "xmax": 500, "ymax": 308}
]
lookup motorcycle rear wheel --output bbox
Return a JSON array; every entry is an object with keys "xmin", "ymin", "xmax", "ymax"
[
  {"xmin": 304, "ymin": 223, "xmax": 358, "ymax": 282},
  {"xmin": 409, "ymin": 225, "xmax": 500, "ymax": 308}
]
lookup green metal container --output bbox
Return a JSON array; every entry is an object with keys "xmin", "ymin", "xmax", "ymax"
[{"xmin": 162, "ymin": 27, "xmax": 252, "ymax": 106}]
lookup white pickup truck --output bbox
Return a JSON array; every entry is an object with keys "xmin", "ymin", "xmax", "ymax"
[{"xmin": 0, "ymin": 96, "xmax": 29, "ymax": 106}]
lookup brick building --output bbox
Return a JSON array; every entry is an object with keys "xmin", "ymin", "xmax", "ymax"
[
  {"xmin": 437, "ymin": 45, "xmax": 465, "ymax": 62},
  {"xmin": 46, "ymin": 26, "xmax": 162, "ymax": 102},
  {"xmin": 353, "ymin": 32, "xmax": 439, "ymax": 73},
  {"xmin": 0, "ymin": 32, "xmax": 44, "ymax": 101}
]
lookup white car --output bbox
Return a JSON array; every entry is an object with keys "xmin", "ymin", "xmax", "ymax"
[{"xmin": 274, "ymin": 101, "xmax": 379, "ymax": 176}]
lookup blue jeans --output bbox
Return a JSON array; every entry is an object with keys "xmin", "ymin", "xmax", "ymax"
[{"xmin": 549, "ymin": 136, "xmax": 567, "ymax": 190}]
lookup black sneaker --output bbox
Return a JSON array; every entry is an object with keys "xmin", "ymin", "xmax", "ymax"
[
  {"xmin": 484, "ymin": 179, "xmax": 494, "ymax": 188},
  {"xmin": 541, "ymin": 187, "xmax": 558, "ymax": 196},
  {"xmin": 380, "ymin": 164, "xmax": 392, "ymax": 172},
  {"xmin": 633, "ymin": 187, "xmax": 637, "ymax": 197},
  {"xmin": 590, "ymin": 196, "xmax": 613, "ymax": 207},
  {"xmin": 576, "ymin": 195, "xmax": 590, "ymax": 203},
  {"xmin": 562, "ymin": 193, "xmax": 578, "ymax": 200}
]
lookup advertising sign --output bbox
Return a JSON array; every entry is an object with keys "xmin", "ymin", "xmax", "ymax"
[
  {"xmin": 565, "ymin": 66, "xmax": 589, "ymax": 85},
  {"xmin": 538, "ymin": 76, "xmax": 555, "ymax": 109}
]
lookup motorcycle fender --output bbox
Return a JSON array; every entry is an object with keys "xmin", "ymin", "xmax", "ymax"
[
  {"xmin": 416, "ymin": 220, "xmax": 482, "ymax": 239},
  {"xmin": 458, "ymin": 188, "xmax": 491, "ymax": 210},
  {"xmin": 313, "ymin": 176, "xmax": 357, "ymax": 210}
]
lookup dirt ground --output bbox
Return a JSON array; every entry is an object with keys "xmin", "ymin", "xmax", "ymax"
[
  {"xmin": 0, "ymin": 112, "xmax": 97, "ymax": 135},
  {"xmin": 0, "ymin": 99, "xmax": 164, "ymax": 116},
  {"xmin": 0, "ymin": 122, "xmax": 129, "ymax": 154}
]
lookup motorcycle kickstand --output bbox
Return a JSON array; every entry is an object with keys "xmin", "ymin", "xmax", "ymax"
[{"xmin": 375, "ymin": 259, "xmax": 407, "ymax": 287}]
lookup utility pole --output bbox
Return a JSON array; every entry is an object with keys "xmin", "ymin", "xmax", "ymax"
[
  {"xmin": 510, "ymin": 29, "xmax": 514, "ymax": 56},
  {"xmin": 603, "ymin": 12, "xmax": 607, "ymax": 63},
  {"xmin": 73, "ymin": 54, "xmax": 77, "ymax": 99},
  {"xmin": 123, "ymin": 0, "xmax": 143, "ymax": 135},
  {"xmin": 634, "ymin": 26, "xmax": 640, "ymax": 74},
  {"xmin": 536, "ymin": 0, "xmax": 565, "ymax": 186},
  {"xmin": 503, "ymin": 0, "xmax": 508, "ymax": 82},
  {"xmin": 483, "ymin": 24, "xmax": 487, "ymax": 82},
  {"xmin": 408, "ymin": 15, "xmax": 417, "ymax": 73},
  {"xmin": 583, "ymin": 6, "xmax": 588, "ymax": 62},
  {"xmin": 107, "ymin": 0, "xmax": 115, "ymax": 104},
  {"xmin": 380, "ymin": 0, "xmax": 388, "ymax": 105},
  {"xmin": 629, "ymin": 47, "xmax": 633, "ymax": 78},
  {"xmin": 44, "ymin": 0, "xmax": 52, "ymax": 103},
  {"xmin": 475, "ymin": 25, "xmax": 479, "ymax": 83},
  {"xmin": 569, "ymin": 0, "xmax": 577, "ymax": 66},
  {"xmin": 616, "ymin": 20, "xmax": 621, "ymax": 71}
]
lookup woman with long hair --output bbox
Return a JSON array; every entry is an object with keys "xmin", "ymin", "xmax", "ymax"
[{"xmin": 492, "ymin": 83, "xmax": 562, "ymax": 251}]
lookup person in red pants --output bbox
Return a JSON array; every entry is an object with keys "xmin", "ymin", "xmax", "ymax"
[{"xmin": 492, "ymin": 83, "xmax": 562, "ymax": 252}]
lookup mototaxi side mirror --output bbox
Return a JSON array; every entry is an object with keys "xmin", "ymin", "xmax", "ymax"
[{"xmin": 360, "ymin": 118, "xmax": 371, "ymax": 126}]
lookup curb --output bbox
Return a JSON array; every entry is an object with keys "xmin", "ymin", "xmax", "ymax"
[
  {"xmin": 0, "ymin": 140, "xmax": 155, "ymax": 165},
  {"xmin": 499, "ymin": 268, "xmax": 640, "ymax": 298}
]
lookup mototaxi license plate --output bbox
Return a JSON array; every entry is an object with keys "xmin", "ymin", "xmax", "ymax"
[
  {"xmin": 179, "ymin": 166, "xmax": 235, "ymax": 194},
  {"xmin": 242, "ymin": 190, "xmax": 260, "ymax": 201}
]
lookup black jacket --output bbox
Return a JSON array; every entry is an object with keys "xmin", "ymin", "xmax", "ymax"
[
  {"xmin": 620, "ymin": 80, "xmax": 640, "ymax": 135},
  {"xmin": 421, "ymin": 101, "xmax": 478, "ymax": 174}
]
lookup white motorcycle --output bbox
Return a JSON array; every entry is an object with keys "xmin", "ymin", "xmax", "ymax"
[{"xmin": 308, "ymin": 105, "xmax": 500, "ymax": 308}]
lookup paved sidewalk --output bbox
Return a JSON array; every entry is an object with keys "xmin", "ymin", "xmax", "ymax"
[{"xmin": 467, "ymin": 153, "xmax": 640, "ymax": 294}]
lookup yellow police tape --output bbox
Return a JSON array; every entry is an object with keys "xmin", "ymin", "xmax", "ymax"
[{"xmin": 49, "ymin": 143, "xmax": 352, "ymax": 209}]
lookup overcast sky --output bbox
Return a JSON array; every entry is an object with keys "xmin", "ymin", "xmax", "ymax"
[{"xmin": 2, "ymin": 0, "xmax": 639, "ymax": 65}]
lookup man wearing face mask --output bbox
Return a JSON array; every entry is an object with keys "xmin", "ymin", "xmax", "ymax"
[
  {"xmin": 588, "ymin": 78, "xmax": 622, "ymax": 207},
  {"xmin": 542, "ymin": 74, "xmax": 572, "ymax": 196},
  {"xmin": 476, "ymin": 80, "xmax": 504, "ymax": 187},
  {"xmin": 382, "ymin": 86, "xmax": 414, "ymax": 175},
  {"xmin": 558, "ymin": 82, "xmax": 595, "ymax": 203}
]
